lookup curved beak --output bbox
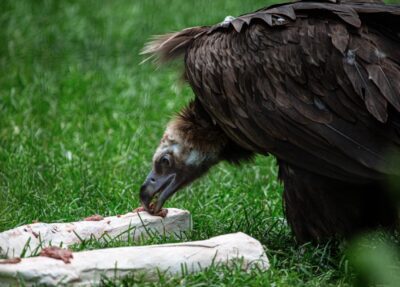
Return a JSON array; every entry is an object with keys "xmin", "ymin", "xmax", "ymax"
[{"xmin": 139, "ymin": 170, "xmax": 183, "ymax": 213}]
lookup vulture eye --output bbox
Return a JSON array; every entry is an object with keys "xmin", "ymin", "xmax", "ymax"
[{"xmin": 160, "ymin": 155, "xmax": 171, "ymax": 167}]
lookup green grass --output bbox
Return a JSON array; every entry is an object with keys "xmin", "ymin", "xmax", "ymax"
[{"xmin": 1, "ymin": 0, "xmax": 399, "ymax": 286}]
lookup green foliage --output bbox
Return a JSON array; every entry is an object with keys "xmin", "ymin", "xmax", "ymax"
[
  {"xmin": 1, "ymin": 0, "xmax": 399, "ymax": 285},
  {"xmin": 347, "ymin": 231, "xmax": 400, "ymax": 287}
]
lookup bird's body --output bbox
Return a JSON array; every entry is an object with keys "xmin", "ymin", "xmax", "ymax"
[{"xmin": 141, "ymin": 0, "xmax": 400, "ymax": 242}]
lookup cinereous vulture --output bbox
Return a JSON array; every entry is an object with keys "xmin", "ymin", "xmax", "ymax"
[{"xmin": 140, "ymin": 0, "xmax": 400, "ymax": 242}]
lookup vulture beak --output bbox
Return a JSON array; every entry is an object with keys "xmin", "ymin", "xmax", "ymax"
[{"xmin": 140, "ymin": 170, "xmax": 185, "ymax": 213}]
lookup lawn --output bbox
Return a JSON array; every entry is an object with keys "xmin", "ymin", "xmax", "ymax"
[{"xmin": 0, "ymin": 0, "xmax": 399, "ymax": 286}]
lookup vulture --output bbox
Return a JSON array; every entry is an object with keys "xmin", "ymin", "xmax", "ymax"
[{"xmin": 140, "ymin": 0, "xmax": 400, "ymax": 242}]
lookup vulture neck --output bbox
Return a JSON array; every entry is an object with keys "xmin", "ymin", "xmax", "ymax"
[
  {"xmin": 170, "ymin": 99, "xmax": 254, "ymax": 165},
  {"xmin": 170, "ymin": 99, "xmax": 228, "ymax": 155}
]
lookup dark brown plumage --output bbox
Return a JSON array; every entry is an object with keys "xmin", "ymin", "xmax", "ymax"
[{"xmin": 141, "ymin": 0, "xmax": 400, "ymax": 242}]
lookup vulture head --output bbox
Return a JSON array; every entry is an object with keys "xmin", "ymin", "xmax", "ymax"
[
  {"xmin": 140, "ymin": 101, "xmax": 253, "ymax": 213},
  {"xmin": 140, "ymin": 124, "xmax": 217, "ymax": 213},
  {"xmin": 140, "ymin": 103, "xmax": 225, "ymax": 213}
]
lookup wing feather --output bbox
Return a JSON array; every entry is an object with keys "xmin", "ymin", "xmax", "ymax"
[
  {"xmin": 143, "ymin": 0, "xmax": 400, "ymax": 180},
  {"xmin": 184, "ymin": 1, "xmax": 400, "ymax": 180}
]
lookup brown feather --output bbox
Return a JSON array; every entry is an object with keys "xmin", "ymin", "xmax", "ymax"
[
  {"xmin": 141, "ymin": 27, "xmax": 207, "ymax": 64},
  {"xmin": 143, "ymin": 0, "xmax": 400, "ymax": 242}
]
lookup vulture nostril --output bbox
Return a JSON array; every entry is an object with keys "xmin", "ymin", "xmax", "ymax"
[{"xmin": 150, "ymin": 178, "xmax": 156, "ymax": 183}]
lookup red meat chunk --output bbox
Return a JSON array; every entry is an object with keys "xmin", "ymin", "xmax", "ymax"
[
  {"xmin": 84, "ymin": 214, "xmax": 104, "ymax": 221},
  {"xmin": 133, "ymin": 204, "xmax": 168, "ymax": 218},
  {"xmin": 0, "ymin": 258, "xmax": 21, "ymax": 264},
  {"xmin": 39, "ymin": 247, "xmax": 73, "ymax": 264}
]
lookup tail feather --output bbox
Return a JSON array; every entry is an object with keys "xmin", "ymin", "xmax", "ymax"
[{"xmin": 141, "ymin": 27, "xmax": 208, "ymax": 64}]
